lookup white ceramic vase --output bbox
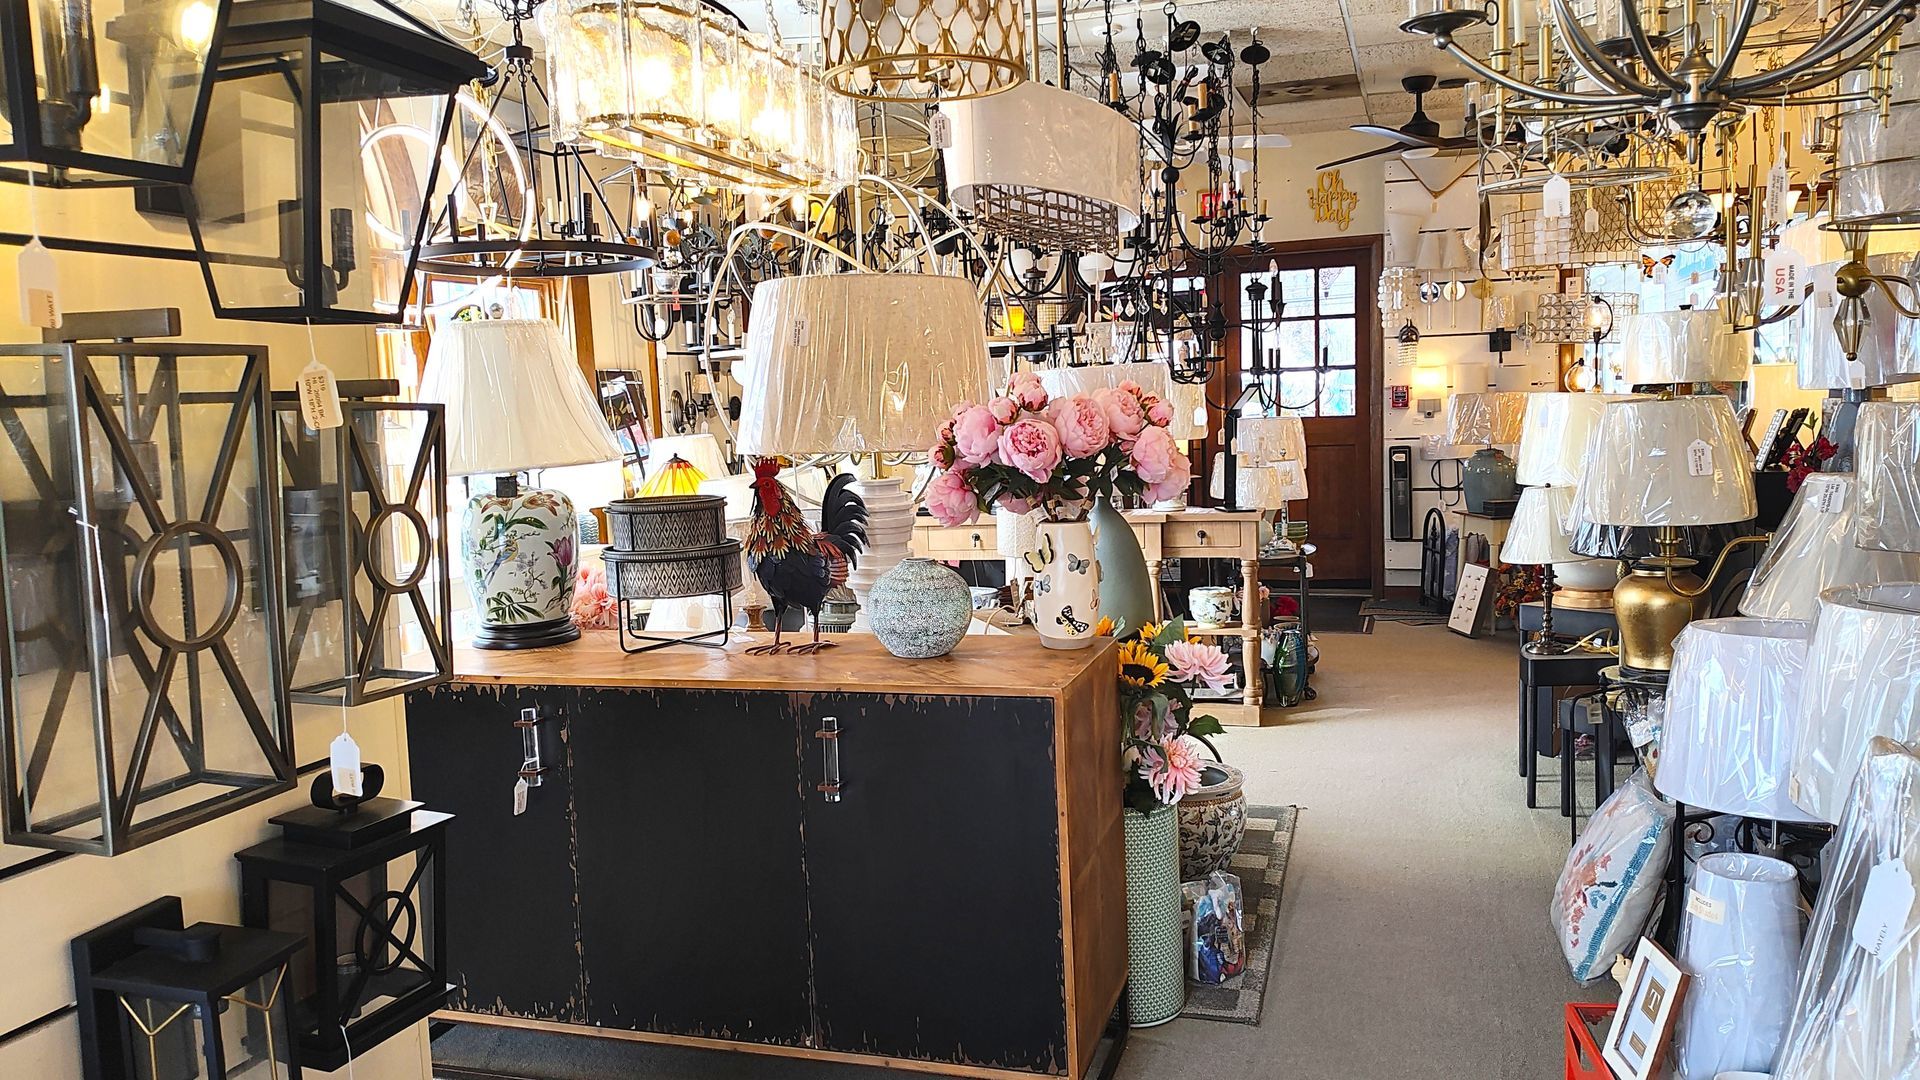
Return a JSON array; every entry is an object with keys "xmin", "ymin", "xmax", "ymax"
[
  {"xmin": 1672, "ymin": 853, "xmax": 1806, "ymax": 1080},
  {"xmin": 1032, "ymin": 519, "xmax": 1099, "ymax": 650},
  {"xmin": 463, "ymin": 485, "xmax": 581, "ymax": 649}
]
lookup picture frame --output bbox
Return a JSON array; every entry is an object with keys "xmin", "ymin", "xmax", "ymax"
[{"xmin": 1602, "ymin": 937, "xmax": 1690, "ymax": 1080}]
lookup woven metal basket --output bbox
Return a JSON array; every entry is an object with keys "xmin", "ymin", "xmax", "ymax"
[
  {"xmin": 603, "ymin": 541, "xmax": 743, "ymax": 600},
  {"xmin": 604, "ymin": 495, "xmax": 727, "ymax": 552}
]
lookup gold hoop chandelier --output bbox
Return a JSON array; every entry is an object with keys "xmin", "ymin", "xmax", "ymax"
[{"xmin": 820, "ymin": 0, "xmax": 1026, "ymax": 101}]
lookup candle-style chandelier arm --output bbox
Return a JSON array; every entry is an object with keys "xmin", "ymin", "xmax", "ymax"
[
  {"xmin": 1613, "ymin": 0, "xmax": 1690, "ymax": 93},
  {"xmin": 1759, "ymin": 36, "xmax": 1906, "ymax": 102},
  {"xmin": 1434, "ymin": 34, "xmax": 1646, "ymax": 107},
  {"xmin": 1547, "ymin": 0, "xmax": 1666, "ymax": 98},
  {"xmin": 1728, "ymin": 9, "xmax": 1913, "ymax": 97},
  {"xmin": 1707, "ymin": 0, "xmax": 1766, "ymax": 86}
]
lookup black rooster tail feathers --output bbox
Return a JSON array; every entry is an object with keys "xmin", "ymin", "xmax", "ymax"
[{"xmin": 820, "ymin": 472, "xmax": 869, "ymax": 566}]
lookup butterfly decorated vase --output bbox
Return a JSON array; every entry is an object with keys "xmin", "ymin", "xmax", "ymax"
[{"xmin": 1032, "ymin": 520, "xmax": 1100, "ymax": 650}]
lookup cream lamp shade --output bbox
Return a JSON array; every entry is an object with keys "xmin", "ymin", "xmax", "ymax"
[
  {"xmin": 1854, "ymin": 401, "xmax": 1920, "ymax": 552},
  {"xmin": 648, "ymin": 433, "xmax": 730, "ymax": 481},
  {"xmin": 1208, "ymin": 454, "xmax": 1296, "ymax": 508},
  {"xmin": 942, "ymin": 81, "xmax": 1143, "ymax": 252},
  {"xmin": 1272, "ymin": 460, "xmax": 1309, "ymax": 502},
  {"xmin": 419, "ymin": 319, "xmax": 622, "ymax": 475},
  {"xmin": 1575, "ymin": 396, "xmax": 1757, "ymax": 526},
  {"xmin": 1800, "ymin": 256, "xmax": 1916, "ymax": 389},
  {"xmin": 1515, "ymin": 392, "xmax": 1644, "ymax": 487},
  {"xmin": 996, "ymin": 506, "xmax": 1041, "ymax": 559},
  {"xmin": 1413, "ymin": 230, "xmax": 1446, "ymax": 272},
  {"xmin": 1741, "ymin": 472, "xmax": 1920, "ymax": 620},
  {"xmin": 736, "ymin": 273, "xmax": 992, "ymax": 454},
  {"xmin": 1790, "ymin": 583, "xmax": 1920, "ymax": 823},
  {"xmin": 1035, "ymin": 361, "xmax": 1206, "ymax": 442},
  {"xmin": 1236, "ymin": 414, "xmax": 1307, "ymax": 464},
  {"xmin": 1502, "ymin": 485, "xmax": 1580, "ymax": 564},
  {"xmin": 1619, "ymin": 310, "xmax": 1753, "ymax": 385},
  {"xmin": 1658, "ymin": 617, "xmax": 1823, "ymax": 822},
  {"xmin": 1444, "ymin": 391, "xmax": 1526, "ymax": 447}
]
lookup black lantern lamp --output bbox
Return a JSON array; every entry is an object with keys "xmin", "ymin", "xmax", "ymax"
[
  {"xmin": 182, "ymin": 0, "xmax": 490, "ymax": 323},
  {"xmin": 0, "ymin": 0, "xmax": 230, "ymax": 185},
  {"xmin": 235, "ymin": 780, "xmax": 452, "ymax": 1071},
  {"xmin": 274, "ymin": 380, "xmax": 450, "ymax": 704},
  {"xmin": 0, "ymin": 309, "xmax": 293, "ymax": 856},
  {"xmin": 73, "ymin": 896, "xmax": 303, "ymax": 1080}
]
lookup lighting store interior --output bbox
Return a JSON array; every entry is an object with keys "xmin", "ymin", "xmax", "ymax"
[{"xmin": 17, "ymin": 0, "xmax": 1920, "ymax": 1078}]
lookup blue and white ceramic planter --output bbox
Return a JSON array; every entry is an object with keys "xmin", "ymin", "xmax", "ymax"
[{"xmin": 463, "ymin": 486, "xmax": 580, "ymax": 649}]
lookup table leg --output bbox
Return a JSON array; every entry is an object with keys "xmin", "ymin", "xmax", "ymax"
[
  {"xmin": 1242, "ymin": 558, "xmax": 1262, "ymax": 708},
  {"xmin": 1146, "ymin": 559, "xmax": 1164, "ymax": 622},
  {"xmin": 1518, "ymin": 666, "xmax": 1528, "ymax": 779}
]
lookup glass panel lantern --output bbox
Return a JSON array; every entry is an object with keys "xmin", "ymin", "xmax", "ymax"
[
  {"xmin": 0, "ymin": 318, "xmax": 292, "ymax": 856},
  {"xmin": 0, "ymin": 0, "xmax": 228, "ymax": 184},
  {"xmin": 276, "ymin": 387, "xmax": 449, "ymax": 704},
  {"xmin": 236, "ymin": 798, "xmax": 451, "ymax": 1071},
  {"xmin": 73, "ymin": 896, "xmax": 303, "ymax": 1080},
  {"xmin": 182, "ymin": 0, "xmax": 489, "ymax": 323}
]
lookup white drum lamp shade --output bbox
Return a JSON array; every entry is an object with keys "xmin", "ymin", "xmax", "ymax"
[
  {"xmin": 1236, "ymin": 414, "xmax": 1307, "ymax": 464},
  {"xmin": 1515, "ymin": 392, "xmax": 1642, "ymax": 487},
  {"xmin": 1575, "ymin": 396, "xmax": 1757, "ymax": 527},
  {"xmin": 420, "ymin": 319, "xmax": 622, "ymax": 475},
  {"xmin": 1035, "ymin": 361, "xmax": 1206, "ymax": 442},
  {"xmin": 648, "ymin": 433, "xmax": 730, "ymax": 481},
  {"xmin": 736, "ymin": 273, "xmax": 992, "ymax": 454},
  {"xmin": 1445, "ymin": 391, "xmax": 1526, "ymax": 447},
  {"xmin": 1503, "ymin": 486, "xmax": 1580, "ymax": 565},
  {"xmin": 943, "ymin": 81, "xmax": 1143, "ymax": 252},
  {"xmin": 1792, "ymin": 583, "xmax": 1920, "ymax": 823},
  {"xmin": 1670, "ymin": 853, "xmax": 1807, "ymax": 1079},
  {"xmin": 1832, "ymin": 40, "xmax": 1920, "ymax": 225},
  {"xmin": 1619, "ymin": 310, "xmax": 1754, "ymax": 385},
  {"xmin": 1208, "ymin": 454, "xmax": 1295, "ymax": 508},
  {"xmin": 1740, "ymin": 472, "xmax": 1920, "ymax": 620},
  {"xmin": 1800, "ymin": 257, "xmax": 1916, "ymax": 389},
  {"xmin": 1854, "ymin": 401, "xmax": 1920, "ymax": 552},
  {"xmin": 1658, "ymin": 618, "xmax": 1822, "ymax": 822}
]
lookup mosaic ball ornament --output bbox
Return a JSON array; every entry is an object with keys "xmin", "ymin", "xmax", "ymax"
[{"xmin": 867, "ymin": 557, "xmax": 973, "ymax": 658}]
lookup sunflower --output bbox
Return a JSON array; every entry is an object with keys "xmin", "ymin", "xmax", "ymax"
[
  {"xmin": 1117, "ymin": 639, "xmax": 1170, "ymax": 688},
  {"xmin": 1093, "ymin": 616, "xmax": 1118, "ymax": 638}
]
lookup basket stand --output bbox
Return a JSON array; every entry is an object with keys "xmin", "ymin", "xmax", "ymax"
[{"xmin": 614, "ymin": 592, "xmax": 737, "ymax": 654}]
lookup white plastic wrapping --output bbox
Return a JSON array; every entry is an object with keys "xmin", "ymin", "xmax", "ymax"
[
  {"xmin": 1551, "ymin": 771, "xmax": 1676, "ymax": 985},
  {"xmin": 420, "ymin": 319, "xmax": 623, "ymax": 475},
  {"xmin": 1574, "ymin": 396, "xmax": 1758, "ymax": 527},
  {"xmin": 1515, "ymin": 392, "xmax": 1644, "ymax": 487},
  {"xmin": 1800, "ymin": 256, "xmax": 1916, "ymax": 389},
  {"xmin": 1741, "ymin": 473, "xmax": 1920, "ymax": 619},
  {"xmin": 1503, "ymin": 485, "xmax": 1579, "ymax": 564},
  {"xmin": 1657, "ymin": 618, "xmax": 1822, "ymax": 823},
  {"xmin": 1833, "ymin": 39, "xmax": 1920, "ymax": 225},
  {"xmin": 1671, "ymin": 853, "xmax": 1808, "ymax": 1080},
  {"xmin": 1035, "ymin": 360, "xmax": 1206, "ymax": 442},
  {"xmin": 736, "ymin": 274, "xmax": 992, "ymax": 455},
  {"xmin": 1444, "ymin": 391, "xmax": 1526, "ymax": 447},
  {"xmin": 1775, "ymin": 739, "xmax": 1920, "ymax": 1079},
  {"xmin": 1207, "ymin": 453, "xmax": 1302, "ymax": 507},
  {"xmin": 996, "ymin": 506, "xmax": 1040, "ymax": 559},
  {"xmin": 1792, "ymin": 583, "xmax": 1920, "ymax": 824},
  {"xmin": 942, "ymin": 81, "xmax": 1143, "ymax": 249},
  {"xmin": 1855, "ymin": 402, "xmax": 1920, "ymax": 553},
  {"xmin": 1235, "ymin": 414, "xmax": 1307, "ymax": 464},
  {"xmin": 1619, "ymin": 310, "xmax": 1754, "ymax": 386}
]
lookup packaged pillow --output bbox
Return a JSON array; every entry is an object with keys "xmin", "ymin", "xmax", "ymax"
[{"xmin": 1551, "ymin": 771, "xmax": 1675, "ymax": 985}]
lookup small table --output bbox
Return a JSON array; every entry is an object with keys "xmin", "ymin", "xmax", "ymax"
[{"xmin": 1518, "ymin": 644, "xmax": 1615, "ymax": 809}]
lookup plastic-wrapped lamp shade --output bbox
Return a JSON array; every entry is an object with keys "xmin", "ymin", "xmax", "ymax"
[
  {"xmin": 1670, "ymin": 852, "xmax": 1807, "ymax": 1079},
  {"xmin": 1502, "ymin": 485, "xmax": 1580, "ymax": 564},
  {"xmin": 1619, "ymin": 310, "xmax": 1754, "ymax": 385},
  {"xmin": 736, "ymin": 274, "xmax": 992, "ymax": 454},
  {"xmin": 1658, "ymin": 618, "xmax": 1821, "ymax": 822},
  {"xmin": 1236, "ymin": 415, "xmax": 1307, "ymax": 464},
  {"xmin": 1208, "ymin": 454, "xmax": 1298, "ymax": 508},
  {"xmin": 1854, "ymin": 401, "xmax": 1920, "ymax": 552},
  {"xmin": 1444, "ymin": 391, "xmax": 1526, "ymax": 446},
  {"xmin": 1776, "ymin": 739, "xmax": 1920, "ymax": 1077},
  {"xmin": 1832, "ymin": 39, "xmax": 1920, "ymax": 226},
  {"xmin": 1740, "ymin": 472, "xmax": 1920, "ymax": 619},
  {"xmin": 1271, "ymin": 460, "xmax": 1309, "ymax": 502},
  {"xmin": 1515, "ymin": 392, "xmax": 1645, "ymax": 487},
  {"xmin": 1800, "ymin": 257, "xmax": 1916, "ymax": 389},
  {"xmin": 419, "ymin": 319, "xmax": 622, "ymax": 476},
  {"xmin": 1035, "ymin": 361, "xmax": 1205, "ymax": 441},
  {"xmin": 942, "ymin": 81, "xmax": 1143, "ymax": 251},
  {"xmin": 1791, "ymin": 583, "xmax": 1920, "ymax": 823},
  {"xmin": 1574, "ymin": 396, "xmax": 1757, "ymax": 527}
]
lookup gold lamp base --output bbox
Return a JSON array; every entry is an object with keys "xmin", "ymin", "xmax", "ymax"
[{"xmin": 1613, "ymin": 558, "xmax": 1709, "ymax": 674}]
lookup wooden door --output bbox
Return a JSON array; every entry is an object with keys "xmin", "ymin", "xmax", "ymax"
[{"xmin": 1212, "ymin": 242, "xmax": 1383, "ymax": 589}]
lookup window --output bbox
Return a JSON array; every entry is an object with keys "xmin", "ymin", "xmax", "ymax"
[{"xmin": 1238, "ymin": 265, "xmax": 1358, "ymax": 417}]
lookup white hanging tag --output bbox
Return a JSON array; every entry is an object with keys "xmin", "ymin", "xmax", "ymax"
[
  {"xmin": 1687, "ymin": 438, "xmax": 1713, "ymax": 477},
  {"xmin": 1582, "ymin": 205, "xmax": 1600, "ymax": 234},
  {"xmin": 1542, "ymin": 174, "xmax": 1572, "ymax": 220},
  {"xmin": 929, "ymin": 110, "xmax": 953, "ymax": 149},
  {"xmin": 1849, "ymin": 357, "xmax": 1870, "ymax": 390},
  {"xmin": 17, "ymin": 239, "xmax": 60, "ymax": 329},
  {"xmin": 1764, "ymin": 245, "xmax": 1807, "ymax": 304},
  {"xmin": 1816, "ymin": 480, "xmax": 1847, "ymax": 513},
  {"xmin": 513, "ymin": 777, "xmax": 530, "ymax": 816},
  {"xmin": 1853, "ymin": 858, "xmax": 1916, "ymax": 963},
  {"xmin": 299, "ymin": 360, "xmax": 344, "ymax": 430},
  {"xmin": 1766, "ymin": 160, "xmax": 1791, "ymax": 223},
  {"xmin": 1686, "ymin": 889, "xmax": 1726, "ymax": 925},
  {"xmin": 329, "ymin": 732, "xmax": 365, "ymax": 798}
]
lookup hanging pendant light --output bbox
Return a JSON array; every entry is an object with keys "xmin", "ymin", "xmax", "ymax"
[{"xmin": 820, "ymin": 0, "xmax": 1026, "ymax": 101}]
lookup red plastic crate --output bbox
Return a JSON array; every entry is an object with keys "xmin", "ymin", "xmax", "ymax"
[{"xmin": 1565, "ymin": 1002, "xmax": 1619, "ymax": 1080}]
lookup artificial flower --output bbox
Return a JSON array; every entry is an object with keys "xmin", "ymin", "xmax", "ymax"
[
  {"xmin": 1165, "ymin": 638, "xmax": 1233, "ymax": 690},
  {"xmin": 569, "ymin": 561, "xmax": 618, "ymax": 630},
  {"xmin": 1093, "ymin": 616, "xmax": 1117, "ymax": 637},
  {"xmin": 1008, "ymin": 370, "xmax": 1050, "ymax": 412},
  {"xmin": 1118, "ymin": 639, "xmax": 1170, "ymax": 688},
  {"xmin": 1052, "ymin": 394, "xmax": 1113, "ymax": 458},
  {"xmin": 1144, "ymin": 449, "xmax": 1193, "ymax": 504},
  {"xmin": 924, "ymin": 466, "xmax": 979, "ymax": 527},
  {"xmin": 1141, "ymin": 739, "xmax": 1204, "ymax": 803},
  {"xmin": 953, "ymin": 404, "xmax": 1002, "ymax": 464},
  {"xmin": 1145, "ymin": 397, "xmax": 1174, "ymax": 428},
  {"xmin": 988, "ymin": 395, "xmax": 1020, "ymax": 425},
  {"xmin": 1128, "ymin": 425, "xmax": 1179, "ymax": 484},
  {"xmin": 999, "ymin": 417, "xmax": 1065, "ymax": 483},
  {"xmin": 1094, "ymin": 385, "xmax": 1147, "ymax": 438}
]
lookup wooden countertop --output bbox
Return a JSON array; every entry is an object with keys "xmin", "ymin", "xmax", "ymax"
[{"xmin": 444, "ymin": 631, "xmax": 1117, "ymax": 699}]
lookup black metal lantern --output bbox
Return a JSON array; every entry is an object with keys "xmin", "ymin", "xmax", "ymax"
[
  {"xmin": 182, "ymin": 0, "xmax": 489, "ymax": 323},
  {"xmin": 235, "ymin": 793, "xmax": 452, "ymax": 1071},
  {"xmin": 73, "ymin": 896, "xmax": 303, "ymax": 1080},
  {"xmin": 0, "ymin": 309, "xmax": 293, "ymax": 856},
  {"xmin": 0, "ymin": 0, "xmax": 230, "ymax": 185},
  {"xmin": 275, "ymin": 381, "xmax": 450, "ymax": 704}
]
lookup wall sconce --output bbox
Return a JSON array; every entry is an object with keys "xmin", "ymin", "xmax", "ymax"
[
  {"xmin": 73, "ymin": 896, "xmax": 303, "ymax": 1080},
  {"xmin": 0, "ymin": 310, "xmax": 292, "ymax": 856},
  {"xmin": 1411, "ymin": 363, "xmax": 1448, "ymax": 417},
  {"xmin": 275, "ymin": 382, "xmax": 450, "ymax": 705}
]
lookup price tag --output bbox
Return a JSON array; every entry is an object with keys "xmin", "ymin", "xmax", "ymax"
[
  {"xmin": 329, "ymin": 732, "xmax": 364, "ymax": 798},
  {"xmin": 17, "ymin": 239, "xmax": 60, "ymax": 329},
  {"xmin": 1766, "ymin": 160, "xmax": 1792, "ymax": 223},
  {"xmin": 1816, "ymin": 480, "xmax": 1847, "ymax": 513},
  {"xmin": 513, "ymin": 777, "xmax": 529, "ymax": 816},
  {"xmin": 789, "ymin": 315, "xmax": 810, "ymax": 348},
  {"xmin": 1542, "ymin": 174, "xmax": 1571, "ymax": 219},
  {"xmin": 929, "ymin": 110, "xmax": 953, "ymax": 149},
  {"xmin": 298, "ymin": 360, "xmax": 343, "ymax": 430},
  {"xmin": 1853, "ymin": 858, "xmax": 1916, "ymax": 963},
  {"xmin": 1686, "ymin": 889, "xmax": 1726, "ymax": 925},
  {"xmin": 1583, "ymin": 205, "xmax": 1600, "ymax": 234},
  {"xmin": 1849, "ymin": 357, "xmax": 1869, "ymax": 390},
  {"xmin": 1687, "ymin": 438, "xmax": 1713, "ymax": 478},
  {"xmin": 1764, "ymin": 245, "xmax": 1807, "ymax": 304},
  {"xmin": 1813, "ymin": 263, "xmax": 1838, "ymax": 311}
]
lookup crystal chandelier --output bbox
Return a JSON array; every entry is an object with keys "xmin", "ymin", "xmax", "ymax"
[{"xmin": 546, "ymin": 0, "xmax": 858, "ymax": 191}]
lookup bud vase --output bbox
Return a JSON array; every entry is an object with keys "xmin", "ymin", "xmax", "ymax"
[
  {"xmin": 1124, "ymin": 805, "xmax": 1186, "ymax": 1026},
  {"xmin": 1032, "ymin": 519, "xmax": 1099, "ymax": 650}
]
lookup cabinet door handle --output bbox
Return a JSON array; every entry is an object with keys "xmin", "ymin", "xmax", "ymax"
[
  {"xmin": 515, "ymin": 707, "xmax": 547, "ymax": 788},
  {"xmin": 815, "ymin": 717, "xmax": 842, "ymax": 802}
]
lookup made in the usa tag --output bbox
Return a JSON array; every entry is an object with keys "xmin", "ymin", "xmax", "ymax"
[
  {"xmin": 513, "ymin": 777, "xmax": 530, "ymax": 816},
  {"xmin": 329, "ymin": 731, "xmax": 364, "ymax": 798},
  {"xmin": 789, "ymin": 316, "xmax": 810, "ymax": 348},
  {"xmin": 1764, "ymin": 245, "xmax": 1807, "ymax": 304},
  {"xmin": 1687, "ymin": 438, "xmax": 1713, "ymax": 478},
  {"xmin": 299, "ymin": 360, "xmax": 343, "ymax": 430},
  {"xmin": 1766, "ymin": 160, "xmax": 1791, "ymax": 223},
  {"xmin": 17, "ymin": 239, "xmax": 60, "ymax": 329}
]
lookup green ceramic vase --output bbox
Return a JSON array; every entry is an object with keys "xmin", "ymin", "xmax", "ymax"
[
  {"xmin": 1092, "ymin": 495, "xmax": 1154, "ymax": 637},
  {"xmin": 1124, "ymin": 805, "xmax": 1186, "ymax": 1026}
]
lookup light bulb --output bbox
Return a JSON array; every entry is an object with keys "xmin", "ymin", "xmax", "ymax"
[
  {"xmin": 177, "ymin": 0, "xmax": 216, "ymax": 52},
  {"xmin": 1009, "ymin": 247, "xmax": 1037, "ymax": 276},
  {"xmin": 636, "ymin": 57, "xmax": 675, "ymax": 101}
]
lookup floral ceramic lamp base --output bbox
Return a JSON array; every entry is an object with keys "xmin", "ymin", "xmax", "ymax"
[{"xmin": 465, "ymin": 479, "xmax": 582, "ymax": 650}]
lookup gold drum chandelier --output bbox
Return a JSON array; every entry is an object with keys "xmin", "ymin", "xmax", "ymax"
[{"xmin": 820, "ymin": 0, "xmax": 1026, "ymax": 101}]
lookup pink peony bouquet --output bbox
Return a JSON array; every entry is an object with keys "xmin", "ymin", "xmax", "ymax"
[
  {"xmin": 926, "ymin": 372, "xmax": 1192, "ymax": 526},
  {"xmin": 569, "ymin": 561, "xmax": 618, "ymax": 631}
]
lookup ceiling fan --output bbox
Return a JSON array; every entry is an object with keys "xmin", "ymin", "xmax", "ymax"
[{"xmin": 1317, "ymin": 75, "xmax": 1476, "ymax": 170}]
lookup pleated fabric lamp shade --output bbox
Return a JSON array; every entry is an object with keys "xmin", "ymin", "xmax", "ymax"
[
  {"xmin": 1791, "ymin": 583, "xmax": 1920, "ymax": 823},
  {"xmin": 1236, "ymin": 414, "xmax": 1307, "ymax": 464},
  {"xmin": 1619, "ymin": 310, "xmax": 1753, "ymax": 385},
  {"xmin": 1575, "ymin": 396, "xmax": 1757, "ymax": 527},
  {"xmin": 1208, "ymin": 454, "xmax": 1294, "ymax": 508},
  {"xmin": 421, "ymin": 319, "xmax": 622, "ymax": 476},
  {"xmin": 1740, "ymin": 472, "xmax": 1920, "ymax": 620},
  {"xmin": 1854, "ymin": 401, "xmax": 1920, "ymax": 552},
  {"xmin": 1658, "ymin": 618, "xmax": 1822, "ymax": 822}
]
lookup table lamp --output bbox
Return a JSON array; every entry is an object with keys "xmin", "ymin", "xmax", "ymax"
[
  {"xmin": 1445, "ymin": 390, "xmax": 1526, "ymax": 513},
  {"xmin": 1514, "ymin": 391, "xmax": 1642, "ymax": 610},
  {"xmin": 1619, "ymin": 309, "xmax": 1754, "ymax": 387},
  {"xmin": 1740, "ymin": 471, "xmax": 1920, "ymax": 620},
  {"xmin": 736, "ymin": 272, "xmax": 992, "ymax": 624},
  {"xmin": 1504, "ymin": 486, "xmax": 1617, "ymax": 646},
  {"xmin": 1790, "ymin": 582, "xmax": 1920, "ymax": 823},
  {"xmin": 1658, "ymin": 617, "xmax": 1822, "ymax": 823},
  {"xmin": 421, "ymin": 319, "xmax": 622, "ymax": 649},
  {"xmin": 1574, "ymin": 395, "xmax": 1760, "ymax": 673}
]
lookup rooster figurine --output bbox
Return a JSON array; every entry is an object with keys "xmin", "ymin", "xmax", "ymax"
[{"xmin": 745, "ymin": 458, "xmax": 868, "ymax": 654}]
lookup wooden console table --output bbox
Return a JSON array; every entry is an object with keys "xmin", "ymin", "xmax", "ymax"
[
  {"xmin": 407, "ymin": 635, "xmax": 1124, "ymax": 1079},
  {"xmin": 913, "ymin": 509, "xmax": 1270, "ymax": 726}
]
